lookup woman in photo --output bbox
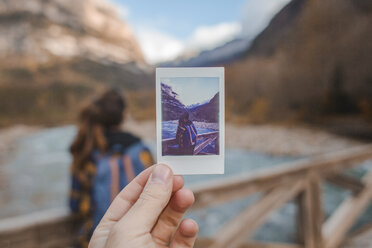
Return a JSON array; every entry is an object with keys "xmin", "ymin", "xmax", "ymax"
[
  {"xmin": 176, "ymin": 111, "xmax": 198, "ymax": 155},
  {"xmin": 69, "ymin": 89, "xmax": 154, "ymax": 248}
]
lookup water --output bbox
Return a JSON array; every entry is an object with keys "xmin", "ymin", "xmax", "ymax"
[
  {"xmin": 0, "ymin": 126, "xmax": 371, "ymax": 243},
  {"xmin": 162, "ymin": 120, "xmax": 216, "ymax": 139}
]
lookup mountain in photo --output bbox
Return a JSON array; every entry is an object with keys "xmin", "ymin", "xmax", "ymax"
[
  {"xmin": 161, "ymin": 83, "xmax": 186, "ymax": 121},
  {"xmin": 0, "ymin": 0, "xmax": 153, "ymax": 125},
  {"xmin": 161, "ymin": 82, "xmax": 219, "ymax": 123},
  {"xmin": 189, "ymin": 93, "xmax": 219, "ymax": 123}
]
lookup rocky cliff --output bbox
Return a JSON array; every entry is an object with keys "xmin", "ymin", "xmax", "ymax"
[
  {"xmin": 0, "ymin": 0, "xmax": 145, "ymax": 66},
  {"xmin": 189, "ymin": 93, "xmax": 219, "ymax": 123},
  {"xmin": 161, "ymin": 83, "xmax": 186, "ymax": 121},
  {"xmin": 0, "ymin": 0, "xmax": 153, "ymax": 125}
]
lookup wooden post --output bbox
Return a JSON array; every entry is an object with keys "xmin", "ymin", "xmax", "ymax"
[{"xmin": 298, "ymin": 174, "xmax": 324, "ymax": 248}]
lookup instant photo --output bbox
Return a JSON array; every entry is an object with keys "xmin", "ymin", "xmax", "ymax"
[{"xmin": 156, "ymin": 68, "xmax": 224, "ymax": 175}]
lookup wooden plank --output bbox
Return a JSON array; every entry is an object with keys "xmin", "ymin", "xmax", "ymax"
[
  {"xmin": 326, "ymin": 174, "xmax": 365, "ymax": 194},
  {"xmin": 191, "ymin": 144, "xmax": 372, "ymax": 210},
  {"xmin": 323, "ymin": 171, "xmax": 372, "ymax": 248},
  {"xmin": 243, "ymin": 241, "xmax": 303, "ymax": 248},
  {"xmin": 162, "ymin": 131, "xmax": 219, "ymax": 154},
  {"xmin": 196, "ymin": 237, "xmax": 303, "ymax": 248},
  {"xmin": 162, "ymin": 131, "xmax": 219, "ymax": 146},
  {"xmin": 0, "ymin": 208, "xmax": 76, "ymax": 248},
  {"xmin": 210, "ymin": 180, "xmax": 305, "ymax": 248},
  {"xmin": 196, "ymin": 131, "xmax": 219, "ymax": 140},
  {"xmin": 194, "ymin": 136, "xmax": 217, "ymax": 155}
]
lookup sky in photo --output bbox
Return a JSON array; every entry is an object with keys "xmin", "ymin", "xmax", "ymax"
[
  {"xmin": 111, "ymin": 0, "xmax": 291, "ymax": 63},
  {"xmin": 162, "ymin": 77, "xmax": 219, "ymax": 106}
]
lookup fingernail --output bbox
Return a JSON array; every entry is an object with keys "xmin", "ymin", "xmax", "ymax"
[{"xmin": 151, "ymin": 164, "xmax": 172, "ymax": 184}]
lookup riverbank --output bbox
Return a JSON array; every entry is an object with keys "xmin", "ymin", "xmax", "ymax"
[
  {"xmin": 124, "ymin": 120, "xmax": 363, "ymax": 156},
  {"xmin": 0, "ymin": 121, "xmax": 364, "ymax": 161}
]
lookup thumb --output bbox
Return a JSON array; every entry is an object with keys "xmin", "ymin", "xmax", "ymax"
[{"xmin": 120, "ymin": 164, "xmax": 173, "ymax": 231}]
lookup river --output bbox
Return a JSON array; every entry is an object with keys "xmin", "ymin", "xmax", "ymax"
[{"xmin": 0, "ymin": 125, "xmax": 371, "ymax": 243}]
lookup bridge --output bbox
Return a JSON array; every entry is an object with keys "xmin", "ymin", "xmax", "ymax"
[
  {"xmin": 162, "ymin": 131, "xmax": 219, "ymax": 155},
  {"xmin": 1, "ymin": 144, "xmax": 372, "ymax": 248}
]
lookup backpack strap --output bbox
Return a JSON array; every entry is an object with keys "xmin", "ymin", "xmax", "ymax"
[
  {"xmin": 191, "ymin": 124, "xmax": 197, "ymax": 137},
  {"xmin": 108, "ymin": 157, "xmax": 120, "ymax": 202},
  {"xmin": 122, "ymin": 155, "xmax": 135, "ymax": 183}
]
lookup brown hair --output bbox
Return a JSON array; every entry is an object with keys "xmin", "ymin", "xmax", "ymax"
[{"xmin": 70, "ymin": 89, "xmax": 126, "ymax": 172}]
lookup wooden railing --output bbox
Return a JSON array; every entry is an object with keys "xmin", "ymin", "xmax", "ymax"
[
  {"xmin": 189, "ymin": 144, "xmax": 372, "ymax": 248},
  {"xmin": 1, "ymin": 144, "xmax": 372, "ymax": 248},
  {"xmin": 162, "ymin": 131, "xmax": 219, "ymax": 155}
]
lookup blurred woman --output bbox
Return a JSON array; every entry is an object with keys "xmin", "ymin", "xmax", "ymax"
[{"xmin": 69, "ymin": 89, "xmax": 153, "ymax": 248}]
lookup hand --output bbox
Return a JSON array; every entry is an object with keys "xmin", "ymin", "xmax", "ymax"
[{"xmin": 89, "ymin": 164, "xmax": 198, "ymax": 248}]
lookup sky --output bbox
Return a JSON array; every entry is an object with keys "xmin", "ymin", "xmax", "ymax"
[
  {"xmin": 161, "ymin": 77, "xmax": 219, "ymax": 106},
  {"xmin": 112, "ymin": 0, "xmax": 291, "ymax": 64}
]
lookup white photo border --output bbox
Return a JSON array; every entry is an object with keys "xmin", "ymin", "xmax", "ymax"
[{"xmin": 156, "ymin": 67, "xmax": 225, "ymax": 175}]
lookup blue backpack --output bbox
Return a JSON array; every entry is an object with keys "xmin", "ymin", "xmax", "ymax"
[
  {"xmin": 183, "ymin": 123, "xmax": 197, "ymax": 146},
  {"xmin": 70, "ymin": 141, "xmax": 153, "ymax": 232},
  {"xmin": 91, "ymin": 142, "xmax": 152, "ymax": 229}
]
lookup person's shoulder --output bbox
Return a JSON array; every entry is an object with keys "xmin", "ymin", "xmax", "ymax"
[
  {"xmin": 106, "ymin": 131, "xmax": 141, "ymax": 150},
  {"xmin": 119, "ymin": 131, "xmax": 141, "ymax": 141},
  {"xmin": 186, "ymin": 120, "xmax": 194, "ymax": 126}
]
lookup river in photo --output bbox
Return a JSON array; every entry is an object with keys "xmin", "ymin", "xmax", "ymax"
[
  {"xmin": 0, "ymin": 125, "xmax": 371, "ymax": 243},
  {"xmin": 162, "ymin": 120, "xmax": 218, "ymax": 139}
]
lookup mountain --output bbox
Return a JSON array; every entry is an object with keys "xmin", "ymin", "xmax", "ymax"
[
  {"xmin": 159, "ymin": 38, "xmax": 250, "ymax": 67},
  {"xmin": 162, "ymin": 0, "xmax": 372, "ymax": 130},
  {"xmin": 244, "ymin": 0, "xmax": 305, "ymax": 57},
  {"xmin": 161, "ymin": 83, "xmax": 186, "ymax": 121},
  {"xmin": 0, "ymin": 0, "xmax": 153, "ymax": 125},
  {"xmin": 189, "ymin": 93, "xmax": 219, "ymax": 123},
  {"xmin": 159, "ymin": 0, "xmax": 305, "ymax": 68},
  {"xmin": 224, "ymin": 0, "xmax": 372, "ymax": 124},
  {"xmin": 0, "ymin": 0, "xmax": 145, "ymax": 67}
]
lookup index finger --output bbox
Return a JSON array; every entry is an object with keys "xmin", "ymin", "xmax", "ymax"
[{"xmin": 100, "ymin": 165, "xmax": 184, "ymax": 224}]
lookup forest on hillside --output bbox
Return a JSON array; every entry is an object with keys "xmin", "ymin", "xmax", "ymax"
[{"xmin": 226, "ymin": 0, "xmax": 372, "ymax": 126}]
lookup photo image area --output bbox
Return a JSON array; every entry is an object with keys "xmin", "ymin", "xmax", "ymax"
[{"xmin": 161, "ymin": 77, "xmax": 220, "ymax": 156}]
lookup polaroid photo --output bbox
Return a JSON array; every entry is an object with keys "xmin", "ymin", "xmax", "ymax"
[{"xmin": 156, "ymin": 67, "xmax": 225, "ymax": 175}]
